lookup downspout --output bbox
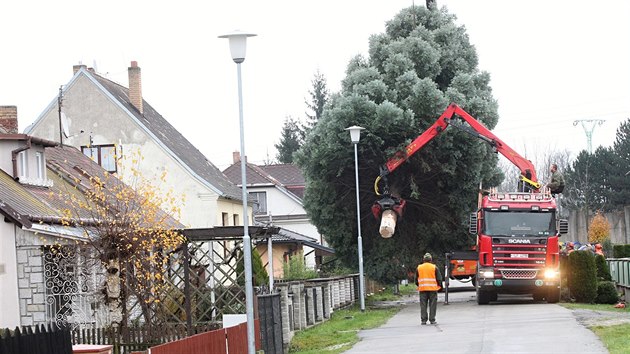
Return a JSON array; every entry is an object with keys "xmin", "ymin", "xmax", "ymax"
[{"xmin": 11, "ymin": 136, "xmax": 32, "ymax": 180}]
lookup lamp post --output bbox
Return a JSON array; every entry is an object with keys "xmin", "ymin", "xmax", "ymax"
[
  {"xmin": 219, "ymin": 30, "xmax": 257, "ymax": 354},
  {"xmin": 346, "ymin": 125, "xmax": 366, "ymax": 311}
]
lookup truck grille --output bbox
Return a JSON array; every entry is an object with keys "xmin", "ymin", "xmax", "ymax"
[
  {"xmin": 501, "ymin": 269, "xmax": 538, "ymax": 279},
  {"xmin": 492, "ymin": 239, "xmax": 547, "ymax": 268}
]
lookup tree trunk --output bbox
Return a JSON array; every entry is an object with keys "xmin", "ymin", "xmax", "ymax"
[{"xmin": 105, "ymin": 259, "xmax": 123, "ymax": 325}]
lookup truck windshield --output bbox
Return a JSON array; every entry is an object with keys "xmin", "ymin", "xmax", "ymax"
[{"xmin": 484, "ymin": 211, "xmax": 555, "ymax": 236}]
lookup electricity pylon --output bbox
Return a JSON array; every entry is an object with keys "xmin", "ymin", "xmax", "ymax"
[{"xmin": 573, "ymin": 119, "xmax": 605, "ymax": 153}]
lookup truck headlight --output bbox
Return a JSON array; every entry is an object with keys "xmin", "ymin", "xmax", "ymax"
[
  {"xmin": 544, "ymin": 269, "xmax": 559, "ymax": 279},
  {"xmin": 482, "ymin": 270, "xmax": 494, "ymax": 279}
]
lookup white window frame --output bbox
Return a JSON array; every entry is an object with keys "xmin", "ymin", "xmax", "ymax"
[
  {"xmin": 18, "ymin": 151, "xmax": 28, "ymax": 178},
  {"xmin": 249, "ymin": 191, "xmax": 268, "ymax": 215},
  {"xmin": 35, "ymin": 151, "xmax": 44, "ymax": 180}
]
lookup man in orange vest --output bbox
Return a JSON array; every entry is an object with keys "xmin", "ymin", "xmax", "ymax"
[{"xmin": 415, "ymin": 252, "xmax": 443, "ymax": 325}]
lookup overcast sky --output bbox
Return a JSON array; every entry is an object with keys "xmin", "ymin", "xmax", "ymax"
[{"xmin": 2, "ymin": 0, "xmax": 629, "ymax": 171}]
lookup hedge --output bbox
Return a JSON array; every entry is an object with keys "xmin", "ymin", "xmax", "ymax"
[
  {"xmin": 612, "ymin": 244, "xmax": 630, "ymax": 258},
  {"xmin": 595, "ymin": 281, "xmax": 619, "ymax": 304},
  {"xmin": 568, "ymin": 251, "xmax": 597, "ymax": 303},
  {"xmin": 595, "ymin": 254, "xmax": 613, "ymax": 281}
]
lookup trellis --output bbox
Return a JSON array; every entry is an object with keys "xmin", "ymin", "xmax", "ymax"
[{"xmin": 123, "ymin": 226, "xmax": 279, "ymax": 334}]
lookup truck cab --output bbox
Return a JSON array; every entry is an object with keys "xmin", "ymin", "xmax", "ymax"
[{"xmin": 471, "ymin": 191, "xmax": 568, "ymax": 304}]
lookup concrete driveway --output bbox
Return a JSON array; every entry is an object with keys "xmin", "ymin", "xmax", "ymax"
[{"xmin": 345, "ymin": 285, "xmax": 608, "ymax": 354}]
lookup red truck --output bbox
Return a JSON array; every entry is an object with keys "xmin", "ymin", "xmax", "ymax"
[{"xmin": 371, "ymin": 103, "xmax": 568, "ymax": 304}]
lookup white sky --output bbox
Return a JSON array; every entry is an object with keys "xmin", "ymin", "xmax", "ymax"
[{"xmin": 2, "ymin": 0, "xmax": 629, "ymax": 171}]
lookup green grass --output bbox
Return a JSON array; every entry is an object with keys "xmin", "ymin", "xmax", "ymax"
[
  {"xmin": 366, "ymin": 283, "xmax": 418, "ymax": 302},
  {"xmin": 560, "ymin": 302, "xmax": 630, "ymax": 354},
  {"xmin": 591, "ymin": 323, "xmax": 630, "ymax": 354},
  {"xmin": 559, "ymin": 302, "xmax": 629, "ymax": 313},
  {"xmin": 288, "ymin": 305, "xmax": 400, "ymax": 353}
]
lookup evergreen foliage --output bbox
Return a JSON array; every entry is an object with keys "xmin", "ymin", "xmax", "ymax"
[
  {"xmin": 275, "ymin": 117, "xmax": 303, "ymax": 163},
  {"xmin": 304, "ymin": 70, "xmax": 329, "ymax": 132},
  {"xmin": 294, "ymin": 6, "xmax": 502, "ymax": 284},
  {"xmin": 237, "ymin": 247, "xmax": 269, "ymax": 286},
  {"xmin": 564, "ymin": 118, "xmax": 630, "ymax": 212},
  {"xmin": 595, "ymin": 281, "xmax": 619, "ymax": 304},
  {"xmin": 595, "ymin": 254, "xmax": 612, "ymax": 281},
  {"xmin": 567, "ymin": 251, "xmax": 598, "ymax": 303},
  {"xmin": 612, "ymin": 244, "xmax": 630, "ymax": 258}
]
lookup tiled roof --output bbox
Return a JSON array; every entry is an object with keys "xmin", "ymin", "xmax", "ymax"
[
  {"xmin": 259, "ymin": 164, "xmax": 305, "ymax": 186},
  {"xmin": 0, "ymin": 142, "xmax": 183, "ymax": 230},
  {"xmin": 0, "ymin": 170, "xmax": 58, "ymax": 219},
  {"xmin": 223, "ymin": 162, "xmax": 306, "ymax": 199},
  {"xmin": 45, "ymin": 145, "xmax": 184, "ymax": 228},
  {"xmin": 91, "ymin": 73, "xmax": 243, "ymax": 202},
  {"xmin": 254, "ymin": 227, "xmax": 334, "ymax": 254}
]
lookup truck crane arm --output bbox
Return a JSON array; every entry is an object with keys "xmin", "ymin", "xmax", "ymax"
[{"xmin": 372, "ymin": 103, "xmax": 541, "ymax": 237}]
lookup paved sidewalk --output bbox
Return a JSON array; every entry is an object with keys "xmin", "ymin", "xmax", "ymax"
[{"xmin": 345, "ymin": 290, "xmax": 608, "ymax": 354}]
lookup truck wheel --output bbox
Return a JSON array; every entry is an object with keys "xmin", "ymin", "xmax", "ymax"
[
  {"xmin": 546, "ymin": 288, "xmax": 560, "ymax": 303},
  {"xmin": 471, "ymin": 275, "xmax": 477, "ymax": 287},
  {"xmin": 476, "ymin": 288, "xmax": 492, "ymax": 305}
]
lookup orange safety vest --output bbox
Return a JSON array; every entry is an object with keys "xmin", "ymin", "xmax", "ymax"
[{"xmin": 417, "ymin": 263, "xmax": 440, "ymax": 291}]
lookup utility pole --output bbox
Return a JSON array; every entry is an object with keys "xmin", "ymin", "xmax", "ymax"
[
  {"xmin": 573, "ymin": 119, "xmax": 605, "ymax": 153},
  {"xmin": 57, "ymin": 86, "xmax": 63, "ymax": 145}
]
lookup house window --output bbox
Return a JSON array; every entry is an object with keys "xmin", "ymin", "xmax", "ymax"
[
  {"xmin": 82, "ymin": 145, "xmax": 117, "ymax": 173},
  {"xmin": 233, "ymin": 214, "xmax": 239, "ymax": 226},
  {"xmin": 222, "ymin": 213, "xmax": 229, "ymax": 226},
  {"xmin": 35, "ymin": 152, "xmax": 44, "ymax": 180},
  {"xmin": 249, "ymin": 192, "xmax": 267, "ymax": 215},
  {"xmin": 18, "ymin": 151, "xmax": 28, "ymax": 178}
]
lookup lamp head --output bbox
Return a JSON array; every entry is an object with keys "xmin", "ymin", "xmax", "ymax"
[
  {"xmin": 345, "ymin": 125, "xmax": 365, "ymax": 144},
  {"xmin": 218, "ymin": 30, "xmax": 257, "ymax": 63}
]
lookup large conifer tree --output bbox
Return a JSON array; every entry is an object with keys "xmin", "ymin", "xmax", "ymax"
[{"xmin": 295, "ymin": 6, "xmax": 502, "ymax": 284}]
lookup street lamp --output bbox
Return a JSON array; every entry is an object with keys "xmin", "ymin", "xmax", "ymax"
[
  {"xmin": 346, "ymin": 125, "xmax": 366, "ymax": 311},
  {"xmin": 219, "ymin": 30, "xmax": 257, "ymax": 354}
]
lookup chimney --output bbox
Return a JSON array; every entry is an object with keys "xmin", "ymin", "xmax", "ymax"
[
  {"xmin": 128, "ymin": 61, "xmax": 143, "ymax": 114},
  {"xmin": 73, "ymin": 64, "xmax": 87, "ymax": 74},
  {"xmin": 233, "ymin": 151, "xmax": 241, "ymax": 163},
  {"xmin": 0, "ymin": 106, "xmax": 18, "ymax": 134}
]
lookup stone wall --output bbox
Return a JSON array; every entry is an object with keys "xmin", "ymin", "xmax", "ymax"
[
  {"xmin": 567, "ymin": 206, "xmax": 630, "ymax": 245},
  {"xmin": 275, "ymin": 275, "xmax": 359, "ymax": 353},
  {"xmin": 15, "ymin": 228, "xmax": 47, "ymax": 326}
]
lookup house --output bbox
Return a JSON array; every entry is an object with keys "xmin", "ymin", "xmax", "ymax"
[
  {"xmin": 223, "ymin": 154, "xmax": 334, "ymax": 275},
  {"xmin": 24, "ymin": 62, "xmax": 249, "ymax": 229},
  {"xmin": 1, "ymin": 106, "xmax": 187, "ymax": 329}
]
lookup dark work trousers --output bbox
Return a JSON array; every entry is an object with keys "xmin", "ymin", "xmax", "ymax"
[{"xmin": 419, "ymin": 291, "xmax": 438, "ymax": 323}]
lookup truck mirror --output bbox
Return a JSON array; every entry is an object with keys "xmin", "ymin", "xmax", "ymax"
[
  {"xmin": 469, "ymin": 213, "xmax": 478, "ymax": 234},
  {"xmin": 558, "ymin": 219, "xmax": 569, "ymax": 235}
]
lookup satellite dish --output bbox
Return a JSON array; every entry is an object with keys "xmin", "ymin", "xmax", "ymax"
[{"xmin": 61, "ymin": 112, "xmax": 70, "ymax": 138}]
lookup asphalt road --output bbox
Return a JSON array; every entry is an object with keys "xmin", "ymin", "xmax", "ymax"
[{"xmin": 345, "ymin": 283, "xmax": 608, "ymax": 354}]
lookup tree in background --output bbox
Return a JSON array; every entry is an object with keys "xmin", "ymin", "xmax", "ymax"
[
  {"xmin": 275, "ymin": 71, "xmax": 330, "ymax": 163},
  {"xmin": 610, "ymin": 118, "xmax": 630, "ymax": 207},
  {"xmin": 304, "ymin": 69, "xmax": 330, "ymax": 133},
  {"xmin": 498, "ymin": 147, "xmax": 572, "ymax": 194},
  {"xmin": 588, "ymin": 211, "xmax": 610, "ymax": 244},
  {"xmin": 565, "ymin": 118, "xmax": 629, "ymax": 213},
  {"xmin": 295, "ymin": 5, "xmax": 503, "ymax": 285},
  {"xmin": 275, "ymin": 116, "xmax": 303, "ymax": 163}
]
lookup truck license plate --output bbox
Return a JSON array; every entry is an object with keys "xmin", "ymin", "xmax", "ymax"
[{"xmin": 511, "ymin": 254, "xmax": 528, "ymax": 258}]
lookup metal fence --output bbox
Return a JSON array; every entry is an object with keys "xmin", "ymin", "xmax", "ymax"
[
  {"xmin": 607, "ymin": 258, "xmax": 630, "ymax": 287},
  {"xmin": 258, "ymin": 293, "xmax": 283, "ymax": 354},
  {"xmin": 0, "ymin": 324, "xmax": 72, "ymax": 354}
]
